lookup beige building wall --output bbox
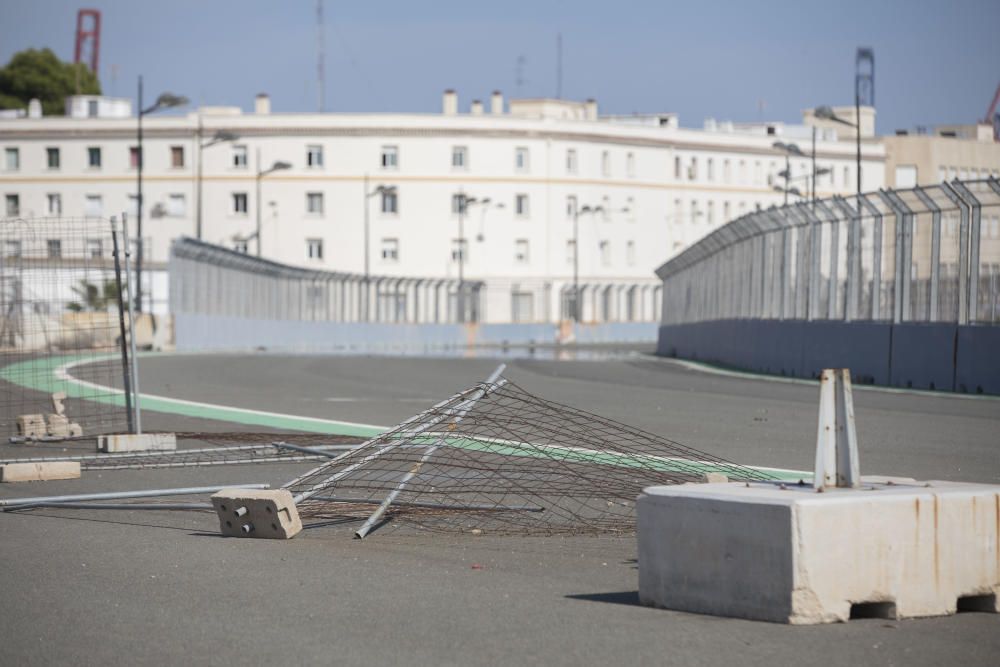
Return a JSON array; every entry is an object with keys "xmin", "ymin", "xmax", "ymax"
[{"xmin": 882, "ymin": 128, "xmax": 1000, "ymax": 187}]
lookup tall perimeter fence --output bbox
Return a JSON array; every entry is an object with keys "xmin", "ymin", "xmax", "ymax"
[
  {"xmin": 0, "ymin": 216, "xmax": 138, "ymax": 436},
  {"xmin": 656, "ymin": 179, "xmax": 1000, "ymax": 394},
  {"xmin": 171, "ymin": 238, "xmax": 656, "ymax": 353}
]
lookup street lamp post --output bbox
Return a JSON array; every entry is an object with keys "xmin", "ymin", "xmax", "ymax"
[
  {"xmin": 255, "ymin": 148, "xmax": 291, "ymax": 257},
  {"xmin": 135, "ymin": 76, "xmax": 187, "ymax": 312},
  {"xmin": 772, "ymin": 141, "xmax": 803, "ymax": 206},
  {"xmin": 815, "ymin": 105, "xmax": 862, "ymax": 197},
  {"xmin": 362, "ymin": 175, "xmax": 397, "ymax": 321},
  {"xmin": 195, "ymin": 118, "xmax": 238, "ymax": 241},
  {"xmin": 571, "ymin": 204, "xmax": 604, "ymax": 322}
]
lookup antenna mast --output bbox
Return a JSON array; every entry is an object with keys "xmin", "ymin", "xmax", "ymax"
[{"xmin": 316, "ymin": 0, "xmax": 326, "ymax": 112}]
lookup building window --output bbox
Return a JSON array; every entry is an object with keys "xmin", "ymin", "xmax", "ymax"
[
  {"xmin": 514, "ymin": 239, "xmax": 530, "ymax": 264},
  {"xmin": 452, "ymin": 145, "xmax": 468, "ymax": 169},
  {"xmin": 232, "ymin": 145, "xmax": 248, "ymax": 168},
  {"xmin": 129, "ymin": 146, "xmax": 141, "ymax": 169},
  {"xmin": 599, "ymin": 240, "xmax": 611, "ymax": 266},
  {"xmin": 381, "ymin": 189, "xmax": 398, "ymax": 214},
  {"xmin": 46, "ymin": 147, "xmax": 60, "ymax": 169},
  {"xmin": 626, "ymin": 240, "xmax": 636, "ymax": 265},
  {"xmin": 511, "ymin": 289, "xmax": 534, "ymax": 323},
  {"xmin": 515, "ymin": 147, "xmax": 529, "ymax": 172},
  {"xmin": 691, "ymin": 200, "xmax": 700, "ymax": 223},
  {"xmin": 381, "ymin": 238, "xmax": 399, "ymax": 262},
  {"xmin": 601, "ymin": 195, "xmax": 610, "ymax": 222},
  {"xmin": 5, "ymin": 240, "xmax": 22, "ymax": 258},
  {"xmin": 47, "ymin": 239, "xmax": 62, "ymax": 259},
  {"xmin": 566, "ymin": 195, "xmax": 577, "ymax": 218},
  {"xmin": 306, "ymin": 238, "xmax": 324, "ymax": 260},
  {"xmin": 625, "ymin": 196, "xmax": 635, "ymax": 222},
  {"xmin": 170, "ymin": 145, "xmax": 185, "ymax": 168},
  {"xmin": 451, "ymin": 238, "xmax": 468, "ymax": 263},
  {"xmin": 87, "ymin": 146, "xmax": 101, "ymax": 168},
  {"xmin": 674, "ymin": 155, "xmax": 681, "ymax": 180},
  {"xmin": 674, "ymin": 198, "xmax": 682, "ymax": 223},
  {"xmin": 707, "ymin": 201, "xmax": 715, "ymax": 225},
  {"xmin": 167, "ymin": 194, "xmax": 186, "ymax": 217},
  {"xmin": 46, "ymin": 193, "xmax": 62, "ymax": 215},
  {"xmin": 232, "ymin": 192, "xmax": 248, "ymax": 214},
  {"xmin": 84, "ymin": 194, "xmax": 102, "ymax": 216},
  {"xmin": 515, "ymin": 194, "xmax": 529, "ymax": 217},
  {"xmin": 566, "ymin": 239, "xmax": 576, "ymax": 264},
  {"xmin": 723, "ymin": 159, "xmax": 731, "ymax": 183},
  {"xmin": 689, "ymin": 157, "xmax": 698, "ymax": 181},
  {"xmin": 754, "ymin": 161, "xmax": 762, "ymax": 185},
  {"xmin": 601, "ymin": 150, "xmax": 611, "ymax": 177},
  {"xmin": 843, "ymin": 166, "xmax": 850, "ymax": 188},
  {"xmin": 306, "ymin": 192, "xmax": 324, "ymax": 215},
  {"xmin": 307, "ymin": 144, "xmax": 324, "ymax": 168},
  {"xmin": 626, "ymin": 152, "xmax": 635, "ymax": 178},
  {"xmin": 451, "ymin": 194, "xmax": 465, "ymax": 215},
  {"xmin": 381, "ymin": 145, "xmax": 398, "ymax": 169},
  {"xmin": 233, "ymin": 239, "xmax": 249, "ymax": 254},
  {"xmin": 566, "ymin": 148, "xmax": 578, "ymax": 174},
  {"xmin": 707, "ymin": 158, "xmax": 714, "ymax": 181},
  {"xmin": 4, "ymin": 147, "xmax": 19, "ymax": 171},
  {"xmin": 86, "ymin": 239, "xmax": 103, "ymax": 259},
  {"xmin": 5, "ymin": 194, "xmax": 19, "ymax": 217},
  {"xmin": 739, "ymin": 160, "xmax": 747, "ymax": 182},
  {"xmin": 127, "ymin": 194, "xmax": 139, "ymax": 217},
  {"xmin": 723, "ymin": 201, "xmax": 731, "ymax": 221}
]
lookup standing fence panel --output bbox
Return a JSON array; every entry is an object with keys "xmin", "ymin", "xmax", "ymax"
[{"xmin": 0, "ymin": 216, "xmax": 134, "ymax": 437}]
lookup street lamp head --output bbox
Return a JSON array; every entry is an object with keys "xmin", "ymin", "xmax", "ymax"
[
  {"xmin": 788, "ymin": 186, "xmax": 802, "ymax": 197},
  {"xmin": 815, "ymin": 167, "xmax": 832, "ymax": 176},
  {"xmin": 814, "ymin": 105, "xmax": 855, "ymax": 127},
  {"xmin": 154, "ymin": 93, "xmax": 188, "ymax": 110},
  {"xmin": 214, "ymin": 130, "xmax": 239, "ymax": 142},
  {"xmin": 271, "ymin": 161, "xmax": 292, "ymax": 171}
]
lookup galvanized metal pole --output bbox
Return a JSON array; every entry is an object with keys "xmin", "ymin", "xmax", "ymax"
[
  {"xmin": 0, "ymin": 483, "xmax": 270, "ymax": 508},
  {"xmin": 121, "ymin": 212, "xmax": 142, "ymax": 434},
  {"xmin": 109, "ymin": 217, "xmax": 135, "ymax": 434}
]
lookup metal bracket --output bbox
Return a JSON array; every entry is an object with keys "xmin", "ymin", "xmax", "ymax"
[{"xmin": 813, "ymin": 368, "xmax": 860, "ymax": 490}]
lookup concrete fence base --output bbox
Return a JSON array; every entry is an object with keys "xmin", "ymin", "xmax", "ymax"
[{"xmin": 656, "ymin": 319, "xmax": 1000, "ymax": 395}]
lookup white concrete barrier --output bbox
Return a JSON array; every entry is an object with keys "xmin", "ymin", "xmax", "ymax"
[
  {"xmin": 98, "ymin": 433, "xmax": 176, "ymax": 453},
  {"xmin": 638, "ymin": 479, "xmax": 1000, "ymax": 623}
]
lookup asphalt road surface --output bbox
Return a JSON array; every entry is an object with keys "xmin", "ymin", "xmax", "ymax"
[{"xmin": 0, "ymin": 352, "xmax": 997, "ymax": 666}]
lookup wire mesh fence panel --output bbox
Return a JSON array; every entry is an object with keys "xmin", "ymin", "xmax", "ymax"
[
  {"xmin": 657, "ymin": 179, "xmax": 1000, "ymax": 328},
  {"xmin": 0, "ymin": 216, "xmax": 133, "ymax": 437},
  {"xmin": 282, "ymin": 372, "xmax": 769, "ymax": 536}
]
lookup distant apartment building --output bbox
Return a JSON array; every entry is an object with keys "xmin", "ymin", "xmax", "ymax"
[
  {"xmin": 0, "ymin": 91, "xmax": 882, "ymax": 321},
  {"xmin": 882, "ymin": 123, "xmax": 1000, "ymax": 188}
]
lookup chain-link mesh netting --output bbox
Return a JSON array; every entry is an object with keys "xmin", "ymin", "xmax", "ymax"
[
  {"xmin": 283, "ymin": 371, "xmax": 768, "ymax": 536},
  {"xmin": 0, "ymin": 217, "xmax": 133, "ymax": 437}
]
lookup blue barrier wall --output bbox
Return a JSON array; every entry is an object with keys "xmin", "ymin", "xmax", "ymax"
[
  {"xmin": 656, "ymin": 320, "xmax": 1000, "ymax": 395},
  {"xmin": 174, "ymin": 313, "xmax": 657, "ymax": 355}
]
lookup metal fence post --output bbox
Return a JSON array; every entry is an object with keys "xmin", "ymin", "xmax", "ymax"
[
  {"xmin": 940, "ymin": 183, "xmax": 970, "ymax": 325},
  {"xmin": 949, "ymin": 181, "xmax": 982, "ymax": 324},
  {"xmin": 913, "ymin": 187, "xmax": 942, "ymax": 322}
]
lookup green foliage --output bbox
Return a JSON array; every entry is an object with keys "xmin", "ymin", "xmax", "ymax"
[
  {"xmin": 0, "ymin": 48, "xmax": 101, "ymax": 116},
  {"xmin": 68, "ymin": 279, "xmax": 119, "ymax": 312}
]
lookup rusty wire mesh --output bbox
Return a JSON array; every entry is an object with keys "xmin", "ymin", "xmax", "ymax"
[{"xmin": 283, "ymin": 372, "xmax": 768, "ymax": 536}]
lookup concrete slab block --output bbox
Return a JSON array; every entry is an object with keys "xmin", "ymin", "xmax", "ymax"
[
  {"xmin": 211, "ymin": 488, "xmax": 302, "ymax": 539},
  {"xmin": 98, "ymin": 433, "xmax": 176, "ymax": 453},
  {"xmin": 0, "ymin": 461, "xmax": 81, "ymax": 482},
  {"xmin": 16, "ymin": 414, "xmax": 46, "ymax": 438},
  {"xmin": 638, "ymin": 480, "xmax": 1000, "ymax": 624},
  {"xmin": 46, "ymin": 414, "xmax": 70, "ymax": 437}
]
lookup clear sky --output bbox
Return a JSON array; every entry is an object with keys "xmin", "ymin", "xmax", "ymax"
[{"xmin": 1, "ymin": 0, "xmax": 998, "ymax": 133}]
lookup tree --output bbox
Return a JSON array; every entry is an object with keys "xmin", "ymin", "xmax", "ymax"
[
  {"xmin": 67, "ymin": 279, "xmax": 119, "ymax": 312},
  {"xmin": 0, "ymin": 48, "xmax": 101, "ymax": 116}
]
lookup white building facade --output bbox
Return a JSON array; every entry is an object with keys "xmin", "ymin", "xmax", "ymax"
[{"xmin": 0, "ymin": 91, "xmax": 885, "ymax": 322}]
